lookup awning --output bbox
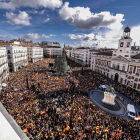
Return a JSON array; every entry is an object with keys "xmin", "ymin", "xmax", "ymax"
[{"xmin": 19, "ymin": 66, "xmax": 23, "ymax": 69}]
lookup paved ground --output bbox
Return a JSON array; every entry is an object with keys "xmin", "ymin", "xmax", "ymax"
[{"xmin": 89, "ymin": 90, "xmax": 140, "ymax": 122}]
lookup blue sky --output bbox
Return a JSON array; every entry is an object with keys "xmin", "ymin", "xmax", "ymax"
[{"xmin": 0, "ymin": 0, "xmax": 140, "ymax": 48}]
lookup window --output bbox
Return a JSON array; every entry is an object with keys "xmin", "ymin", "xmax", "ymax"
[
  {"xmin": 127, "ymin": 81, "xmax": 130, "ymax": 85},
  {"xmin": 113, "ymin": 64, "xmax": 115, "ymax": 68},
  {"xmin": 117, "ymin": 65, "xmax": 120, "ymax": 70},
  {"xmin": 108, "ymin": 62, "xmax": 110, "ymax": 67},
  {"xmin": 120, "ymin": 42, "xmax": 123, "ymax": 47},
  {"xmin": 8, "ymin": 55, "xmax": 11, "ymax": 59},
  {"xmin": 122, "ymin": 66, "xmax": 125, "ymax": 71},
  {"xmin": 134, "ymin": 78, "xmax": 138, "ymax": 82},
  {"xmin": 127, "ymin": 42, "xmax": 130, "ymax": 47},
  {"xmin": 120, "ymin": 78, "xmax": 123, "ymax": 83},
  {"xmin": 8, "ymin": 50, "xmax": 10, "ymax": 53},
  {"xmin": 136, "ymin": 68, "xmax": 140, "ymax": 75},
  {"xmin": 101, "ymin": 61, "xmax": 103, "ymax": 66},
  {"xmin": 129, "ymin": 67, "xmax": 133, "ymax": 73},
  {"xmin": 133, "ymin": 83, "xmax": 137, "ymax": 89},
  {"xmin": 128, "ymin": 76, "xmax": 131, "ymax": 79},
  {"xmin": 111, "ymin": 75, "xmax": 113, "ymax": 80}
]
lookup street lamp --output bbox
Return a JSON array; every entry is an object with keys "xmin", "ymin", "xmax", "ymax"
[{"xmin": 26, "ymin": 68, "xmax": 29, "ymax": 89}]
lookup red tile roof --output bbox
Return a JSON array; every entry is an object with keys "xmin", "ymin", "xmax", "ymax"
[{"xmin": 0, "ymin": 42, "xmax": 23, "ymax": 46}]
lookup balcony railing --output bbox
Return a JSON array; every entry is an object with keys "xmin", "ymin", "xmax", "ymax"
[
  {"xmin": 0, "ymin": 55, "xmax": 7, "ymax": 58},
  {"xmin": 0, "ymin": 62, "xmax": 7, "ymax": 67},
  {"xmin": 108, "ymin": 66, "xmax": 126, "ymax": 73}
]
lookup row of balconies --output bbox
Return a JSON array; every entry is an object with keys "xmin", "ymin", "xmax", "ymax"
[
  {"xmin": 0, "ymin": 55, "xmax": 7, "ymax": 58},
  {"xmin": 108, "ymin": 66, "xmax": 127, "ymax": 73},
  {"xmin": 0, "ymin": 61, "xmax": 8, "ymax": 67},
  {"xmin": 0, "ymin": 69, "xmax": 8, "ymax": 78}
]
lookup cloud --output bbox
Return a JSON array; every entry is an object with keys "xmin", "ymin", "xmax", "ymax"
[
  {"xmin": 83, "ymin": 37, "xmax": 90, "ymax": 41},
  {"xmin": 24, "ymin": 33, "xmax": 40, "ymax": 40},
  {"xmin": 0, "ymin": 0, "xmax": 63, "ymax": 10},
  {"xmin": 40, "ymin": 10, "xmax": 45, "ymax": 15},
  {"xmin": 68, "ymin": 33, "xmax": 95, "ymax": 41},
  {"xmin": 0, "ymin": 35, "xmax": 7, "ymax": 38},
  {"xmin": 68, "ymin": 34, "xmax": 83, "ymax": 39},
  {"xmin": 28, "ymin": 9, "xmax": 45, "ymax": 15},
  {"xmin": 131, "ymin": 25, "xmax": 140, "ymax": 46},
  {"xmin": 42, "ymin": 34, "xmax": 56, "ymax": 39},
  {"xmin": 44, "ymin": 18, "xmax": 50, "ymax": 23},
  {"xmin": 59, "ymin": 2, "xmax": 124, "ymax": 30},
  {"xmin": 4, "ymin": 11, "xmax": 31, "ymax": 26},
  {"xmin": 91, "ymin": 38, "xmax": 98, "ymax": 41}
]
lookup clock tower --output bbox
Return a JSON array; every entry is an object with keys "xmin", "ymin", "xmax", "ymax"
[{"xmin": 112, "ymin": 26, "xmax": 132, "ymax": 59}]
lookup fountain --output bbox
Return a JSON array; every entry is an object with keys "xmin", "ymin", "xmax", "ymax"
[{"xmin": 102, "ymin": 85, "xmax": 116, "ymax": 105}]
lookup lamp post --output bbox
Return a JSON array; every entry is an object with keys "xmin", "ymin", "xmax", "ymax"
[{"xmin": 26, "ymin": 68, "xmax": 29, "ymax": 89}]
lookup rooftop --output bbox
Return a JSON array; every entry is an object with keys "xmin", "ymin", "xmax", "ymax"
[
  {"xmin": 131, "ymin": 53, "xmax": 140, "ymax": 59},
  {"xmin": 0, "ymin": 42, "xmax": 23, "ymax": 46},
  {"xmin": 76, "ymin": 47, "xmax": 90, "ymax": 49},
  {"xmin": 45, "ymin": 46, "xmax": 61, "ymax": 48},
  {"xmin": 95, "ymin": 51, "xmax": 113, "ymax": 56}
]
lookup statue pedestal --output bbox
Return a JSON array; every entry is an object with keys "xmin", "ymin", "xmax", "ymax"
[{"xmin": 102, "ymin": 92, "xmax": 116, "ymax": 105}]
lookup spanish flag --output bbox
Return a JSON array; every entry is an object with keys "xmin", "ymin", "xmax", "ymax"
[
  {"xmin": 38, "ymin": 132, "xmax": 41, "ymax": 137},
  {"xmin": 23, "ymin": 129, "xmax": 28, "ymax": 133},
  {"xmin": 41, "ymin": 111, "xmax": 45, "ymax": 115},
  {"xmin": 105, "ymin": 129, "xmax": 109, "ymax": 132},
  {"xmin": 65, "ymin": 126, "xmax": 70, "ymax": 131},
  {"xmin": 24, "ymin": 103, "xmax": 27, "ymax": 107},
  {"xmin": 82, "ymin": 133, "xmax": 85, "ymax": 138}
]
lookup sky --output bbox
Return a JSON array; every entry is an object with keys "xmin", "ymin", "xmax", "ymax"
[{"xmin": 0, "ymin": 0, "xmax": 140, "ymax": 48}]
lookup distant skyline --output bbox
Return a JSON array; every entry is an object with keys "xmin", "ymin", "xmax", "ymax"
[{"xmin": 0, "ymin": 0, "xmax": 140, "ymax": 48}]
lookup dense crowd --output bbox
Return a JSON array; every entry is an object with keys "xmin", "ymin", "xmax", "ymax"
[{"xmin": 0, "ymin": 58, "xmax": 140, "ymax": 140}]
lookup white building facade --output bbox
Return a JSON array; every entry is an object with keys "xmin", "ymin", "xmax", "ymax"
[
  {"xmin": 0, "ymin": 43, "xmax": 28, "ymax": 72},
  {"xmin": 44, "ymin": 47, "xmax": 62, "ymax": 58},
  {"xmin": 70, "ymin": 47, "xmax": 91, "ymax": 66},
  {"xmin": 91, "ymin": 27, "xmax": 140, "ymax": 91},
  {"xmin": 0, "ymin": 47, "xmax": 9, "ymax": 84},
  {"xmin": 40, "ymin": 41, "xmax": 62, "ymax": 58},
  {"xmin": 65, "ymin": 49, "xmax": 72, "ymax": 58},
  {"xmin": 27, "ymin": 47, "xmax": 43, "ymax": 62}
]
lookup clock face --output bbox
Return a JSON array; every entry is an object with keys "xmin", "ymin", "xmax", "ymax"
[{"xmin": 120, "ymin": 42, "xmax": 123, "ymax": 47}]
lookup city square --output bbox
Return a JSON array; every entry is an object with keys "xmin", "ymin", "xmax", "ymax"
[
  {"xmin": 0, "ymin": 57, "xmax": 140, "ymax": 139},
  {"xmin": 0, "ymin": 0, "xmax": 140, "ymax": 139}
]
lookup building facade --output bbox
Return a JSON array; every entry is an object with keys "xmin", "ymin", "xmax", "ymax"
[
  {"xmin": 91, "ymin": 27, "xmax": 140, "ymax": 91},
  {"xmin": 0, "ymin": 43, "xmax": 28, "ymax": 72},
  {"xmin": 70, "ymin": 47, "xmax": 92, "ymax": 66},
  {"xmin": 43, "ymin": 47, "xmax": 62, "ymax": 58},
  {"xmin": 40, "ymin": 41, "xmax": 62, "ymax": 58},
  {"xmin": 27, "ymin": 46, "xmax": 43, "ymax": 62},
  {"xmin": 0, "ymin": 47, "xmax": 9, "ymax": 84}
]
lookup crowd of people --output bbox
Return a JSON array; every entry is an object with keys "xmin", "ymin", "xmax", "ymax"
[{"xmin": 0, "ymin": 58, "xmax": 140, "ymax": 140}]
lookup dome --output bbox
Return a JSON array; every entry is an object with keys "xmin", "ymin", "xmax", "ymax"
[{"xmin": 124, "ymin": 26, "xmax": 131, "ymax": 33}]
